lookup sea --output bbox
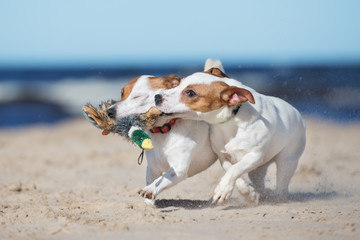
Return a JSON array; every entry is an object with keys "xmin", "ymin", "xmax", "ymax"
[{"xmin": 0, "ymin": 64, "xmax": 359, "ymax": 128}]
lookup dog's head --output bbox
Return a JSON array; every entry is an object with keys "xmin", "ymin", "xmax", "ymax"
[
  {"xmin": 107, "ymin": 74, "xmax": 181, "ymax": 119},
  {"xmin": 154, "ymin": 68, "xmax": 255, "ymax": 123}
]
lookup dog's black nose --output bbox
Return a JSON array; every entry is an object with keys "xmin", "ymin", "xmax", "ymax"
[
  {"xmin": 106, "ymin": 106, "xmax": 116, "ymax": 118},
  {"xmin": 154, "ymin": 94, "xmax": 163, "ymax": 106}
]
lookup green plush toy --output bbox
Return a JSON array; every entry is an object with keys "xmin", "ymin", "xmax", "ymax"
[{"xmin": 128, "ymin": 126, "xmax": 153, "ymax": 150}]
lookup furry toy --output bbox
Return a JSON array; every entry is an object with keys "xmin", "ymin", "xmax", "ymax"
[{"xmin": 83, "ymin": 100, "xmax": 161, "ymax": 150}]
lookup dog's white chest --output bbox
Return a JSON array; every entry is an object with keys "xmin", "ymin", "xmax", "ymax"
[{"xmin": 209, "ymin": 123, "xmax": 240, "ymax": 161}]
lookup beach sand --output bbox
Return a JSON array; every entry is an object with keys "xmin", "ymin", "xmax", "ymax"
[{"xmin": 0, "ymin": 117, "xmax": 359, "ymax": 240}]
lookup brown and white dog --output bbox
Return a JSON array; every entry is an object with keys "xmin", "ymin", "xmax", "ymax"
[
  {"xmin": 155, "ymin": 66, "xmax": 306, "ymax": 204},
  {"xmin": 107, "ymin": 62, "xmax": 259, "ymax": 204}
]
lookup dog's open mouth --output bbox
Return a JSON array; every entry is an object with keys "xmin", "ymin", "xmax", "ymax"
[
  {"xmin": 159, "ymin": 110, "xmax": 188, "ymax": 117},
  {"xmin": 160, "ymin": 112, "xmax": 174, "ymax": 117}
]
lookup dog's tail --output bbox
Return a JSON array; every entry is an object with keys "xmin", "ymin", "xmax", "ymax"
[{"xmin": 204, "ymin": 58, "xmax": 225, "ymax": 72}]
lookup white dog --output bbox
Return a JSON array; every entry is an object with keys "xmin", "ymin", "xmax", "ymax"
[
  {"xmin": 106, "ymin": 74, "xmax": 216, "ymax": 203},
  {"xmin": 155, "ymin": 66, "xmax": 306, "ymax": 204},
  {"xmin": 107, "ymin": 62, "xmax": 259, "ymax": 204}
]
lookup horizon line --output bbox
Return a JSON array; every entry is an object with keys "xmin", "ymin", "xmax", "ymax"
[{"xmin": 1, "ymin": 56, "xmax": 360, "ymax": 70}]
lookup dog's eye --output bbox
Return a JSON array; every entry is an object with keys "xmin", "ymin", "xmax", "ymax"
[
  {"xmin": 121, "ymin": 89, "xmax": 124, "ymax": 99},
  {"xmin": 185, "ymin": 90, "xmax": 197, "ymax": 98}
]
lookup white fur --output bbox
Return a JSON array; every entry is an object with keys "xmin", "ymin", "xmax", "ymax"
[
  {"xmin": 157, "ymin": 70, "xmax": 306, "ymax": 204},
  {"xmin": 114, "ymin": 75, "xmax": 157, "ymax": 119}
]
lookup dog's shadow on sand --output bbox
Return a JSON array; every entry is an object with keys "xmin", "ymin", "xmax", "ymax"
[
  {"xmin": 287, "ymin": 191, "xmax": 338, "ymax": 202},
  {"xmin": 154, "ymin": 190, "xmax": 338, "ymax": 210},
  {"xmin": 155, "ymin": 198, "xmax": 213, "ymax": 210}
]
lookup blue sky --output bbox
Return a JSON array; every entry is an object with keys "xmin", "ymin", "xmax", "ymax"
[{"xmin": 1, "ymin": 0, "xmax": 360, "ymax": 67}]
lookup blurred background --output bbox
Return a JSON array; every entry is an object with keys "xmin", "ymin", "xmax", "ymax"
[{"xmin": 1, "ymin": 0, "xmax": 359, "ymax": 128}]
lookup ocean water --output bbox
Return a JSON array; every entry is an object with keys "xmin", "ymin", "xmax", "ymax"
[{"xmin": 0, "ymin": 65, "xmax": 359, "ymax": 128}]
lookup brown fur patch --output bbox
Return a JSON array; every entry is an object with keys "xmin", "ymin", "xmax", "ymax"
[
  {"xmin": 149, "ymin": 74, "xmax": 181, "ymax": 89},
  {"xmin": 118, "ymin": 76, "xmax": 141, "ymax": 102},
  {"xmin": 181, "ymin": 81, "xmax": 229, "ymax": 112},
  {"xmin": 181, "ymin": 81, "xmax": 254, "ymax": 112},
  {"xmin": 204, "ymin": 68, "xmax": 229, "ymax": 78}
]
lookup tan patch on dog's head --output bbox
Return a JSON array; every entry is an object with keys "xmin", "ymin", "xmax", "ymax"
[
  {"xmin": 180, "ymin": 81, "xmax": 254, "ymax": 112},
  {"xmin": 149, "ymin": 74, "xmax": 181, "ymax": 89},
  {"xmin": 180, "ymin": 81, "xmax": 229, "ymax": 112},
  {"xmin": 119, "ymin": 76, "xmax": 141, "ymax": 102},
  {"xmin": 204, "ymin": 67, "xmax": 229, "ymax": 78},
  {"xmin": 117, "ymin": 74, "xmax": 181, "ymax": 103}
]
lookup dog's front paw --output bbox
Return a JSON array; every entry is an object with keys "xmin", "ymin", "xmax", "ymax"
[
  {"xmin": 138, "ymin": 187, "xmax": 156, "ymax": 200},
  {"xmin": 144, "ymin": 198, "xmax": 156, "ymax": 207},
  {"xmin": 212, "ymin": 181, "xmax": 234, "ymax": 204}
]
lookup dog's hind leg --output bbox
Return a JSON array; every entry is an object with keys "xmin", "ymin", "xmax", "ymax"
[
  {"xmin": 274, "ymin": 126, "xmax": 306, "ymax": 200},
  {"xmin": 248, "ymin": 160, "xmax": 272, "ymax": 193},
  {"xmin": 274, "ymin": 155, "xmax": 299, "ymax": 201}
]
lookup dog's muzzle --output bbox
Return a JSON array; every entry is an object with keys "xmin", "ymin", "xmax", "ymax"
[
  {"xmin": 106, "ymin": 106, "xmax": 117, "ymax": 119},
  {"xmin": 154, "ymin": 94, "xmax": 163, "ymax": 106}
]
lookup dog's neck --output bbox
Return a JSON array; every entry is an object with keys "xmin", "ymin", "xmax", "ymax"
[
  {"xmin": 195, "ymin": 105, "xmax": 240, "ymax": 124},
  {"xmin": 150, "ymin": 118, "xmax": 177, "ymax": 134},
  {"xmin": 217, "ymin": 104, "xmax": 241, "ymax": 124}
]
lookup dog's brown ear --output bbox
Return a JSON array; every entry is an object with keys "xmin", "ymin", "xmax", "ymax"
[
  {"xmin": 204, "ymin": 67, "xmax": 229, "ymax": 78},
  {"xmin": 221, "ymin": 87, "xmax": 255, "ymax": 106},
  {"xmin": 149, "ymin": 74, "xmax": 181, "ymax": 89},
  {"xmin": 164, "ymin": 74, "xmax": 181, "ymax": 88}
]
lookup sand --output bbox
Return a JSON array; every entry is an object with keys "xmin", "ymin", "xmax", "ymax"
[{"xmin": 0, "ymin": 117, "xmax": 359, "ymax": 240}]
